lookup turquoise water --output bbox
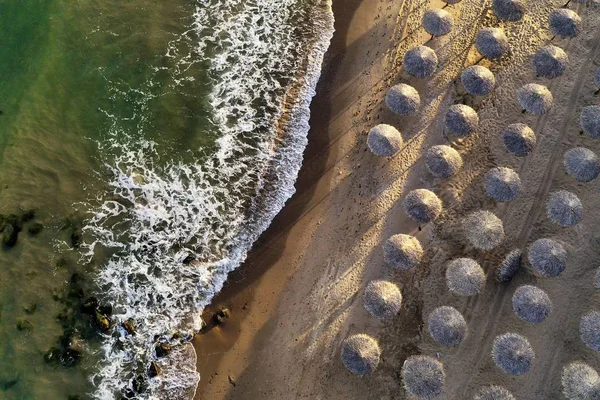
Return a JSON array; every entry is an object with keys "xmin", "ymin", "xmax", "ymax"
[{"xmin": 0, "ymin": 0, "xmax": 333, "ymax": 399}]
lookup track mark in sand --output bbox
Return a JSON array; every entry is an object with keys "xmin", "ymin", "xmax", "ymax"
[{"xmin": 453, "ymin": 8, "xmax": 600, "ymax": 398}]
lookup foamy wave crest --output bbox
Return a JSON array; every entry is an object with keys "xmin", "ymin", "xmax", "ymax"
[{"xmin": 84, "ymin": 0, "xmax": 334, "ymax": 398}]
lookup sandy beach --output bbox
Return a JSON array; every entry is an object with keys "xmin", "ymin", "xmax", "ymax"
[{"xmin": 194, "ymin": 0, "xmax": 600, "ymax": 398}]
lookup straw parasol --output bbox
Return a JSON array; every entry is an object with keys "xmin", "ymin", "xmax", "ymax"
[
  {"xmin": 564, "ymin": 147, "xmax": 600, "ymax": 183},
  {"xmin": 546, "ymin": 190, "xmax": 582, "ymax": 227},
  {"xmin": 445, "ymin": 104, "xmax": 479, "ymax": 136},
  {"xmin": 425, "ymin": 145, "xmax": 463, "ymax": 178},
  {"xmin": 461, "ymin": 66, "xmax": 495, "ymax": 96},
  {"xmin": 463, "ymin": 210, "xmax": 504, "ymax": 250},
  {"xmin": 423, "ymin": 9, "xmax": 454, "ymax": 37},
  {"xmin": 402, "ymin": 355, "xmax": 446, "ymax": 399},
  {"xmin": 581, "ymin": 311, "xmax": 600, "ymax": 352},
  {"xmin": 562, "ymin": 362, "xmax": 600, "ymax": 400},
  {"xmin": 446, "ymin": 258, "xmax": 485, "ymax": 296},
  {"xmin": 363, "ymin": 280, "xmax": 402, "ymax": 320},
  {"xmin": 517, "ymin": 83, "xmax": 553, "ymax": 114},
  {"xmin": 340, "ymin": 334, "xmax": 381, "ymax": 375},
  {"xmin": 474, "ymin": 386, "xmax": 516, "ymax": 400},
  {"xmin": 383, "ymin": 234, "xmax": 423, "ymax": 270},
  {"xmin": 533, "ymin": 45, "xmax": 568, "ymax": 79},
  {"xmin": 404, "ymin": 46, "xmax": 438, "ymax": 78},
  {"xmin": 580, "ymin": 105, "xmax": 600, "ymax": 138},
  {"xmin": 512, "ymin": 285, "xmax": 553, "ymax": 324},
  {"xmin": 527, "ymin": 238, "xmax": 567, "ymax": 278},
  {"xmin": 497, "ymin": 249, "xmax": 522, "ymax": 282},
  {"xmin": 386, "ymin": 83, "xmax": 421, "ymax": 115},
  {"xmin": 549, "ymin": 9, "xmax": 582, "ymax": 38},
  {"xmin": 367, "ymin": 124, "xmax": 403, "ymax": 157},
  {"xmin": 403, "ymin": 189, "xmax": 443, "ymax": 223},
  {"xmin": 476, "ymin": 28, "xmax": 510, "ymax": 60},
  {"xmin": 503, "ymin": 123, "xmax": 536, "ymax": 157},
  {"xmin": 492, "ymin": 0, "xmax": 526, "ymax": 22},
  {"xmin": 428, "ymin": 306, "xmax": 467, "ymax": 347},
  {"xmin": 484, "ymin": 167, "xmax": 522, "ymax": 202},
  {"xmin": 492, "ymin": 332, "xmax": 534, "ymax": 376}
]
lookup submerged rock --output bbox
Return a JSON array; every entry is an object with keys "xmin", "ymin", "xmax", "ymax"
[
  {"xmin": 3, "ymin": 224, "xmax": 19, "ymax": 247},
  {"xmin": 16, "ymin": 319, "xmax": 33, "ymax": 331},
  {"xmin": 24, "ymin": 303, "xmax": 37, "ymax": 314},
  {"xmin": 21, "ymin": 209, "xmax": 36, "ymax": 222},
  {"xmin": 28, "ymin": 223, "xmax": 43, "ymax": 235}
]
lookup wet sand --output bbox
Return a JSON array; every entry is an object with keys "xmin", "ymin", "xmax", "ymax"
[{"xmin": 194, "ymin": 0, "xmax": 600, "ymax": 398}]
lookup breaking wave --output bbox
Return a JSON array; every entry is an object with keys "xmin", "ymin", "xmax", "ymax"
[{"xmin": 81, "ymin": 0, "xmax": 334, "ymax": 398}]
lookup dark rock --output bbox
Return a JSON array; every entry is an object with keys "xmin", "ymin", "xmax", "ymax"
[
  {"xmin": 214, "ymin": 307, "xmax": 231, "ymax": 325},
  {"xmin": 155, "ymin": 342, "xmax": 171, "ymax": 358},
  {"xmin": 148, "ymin": 361, "xmax": 161, "ymax": 378},
  {"xmin": 55, "ymin": 258, "xmax": 68, "ymax": 269},
  {"xmin": 28, "ymin": 223, "xmax": 43, "ymax": 235},
  {"xmin": 16, "ymin": 319, "xmax": 33, "ymax": 331},
  {"xmin": 95, "ymin": 311, "xmax": 111, "ymax": 332},
  {"xmin": 5, "ymin": 214, "xmax": 22, "ymax": 230},
  {"xmin": 122, "ymin": 319, "xmax": 136, "ymax": 335},
  {"xmin": 59, "ymin": 348, "xmax": 81, "ymax": 368},
  {"xmin": 0, "ymin": 376, "xmax": 19, "ymax": 390},
  {"xmin": 3, "ymin": 224, "xmax": 19, "ymax": 247},
  {"xmin": 68, "ymin": 396, "xmax": 81, "ymax": 400},
  {"xmin": 81, "ymin": 297, "xmax": 98, "ymax": 314}
]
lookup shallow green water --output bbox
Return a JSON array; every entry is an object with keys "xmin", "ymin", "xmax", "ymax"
[{"xmin": 0, "ymin": 1, "xmax": 211, "ymax": 398}]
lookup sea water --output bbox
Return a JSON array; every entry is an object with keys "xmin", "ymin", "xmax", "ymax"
[{"xmin": 0, "ymin": 0, "xmax": 333, "ymax": 399}]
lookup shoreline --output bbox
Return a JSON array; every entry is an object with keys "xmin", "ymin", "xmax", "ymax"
[{"xmin": 192, "ymin": 0, "xmax": 402, "ymax": 396}]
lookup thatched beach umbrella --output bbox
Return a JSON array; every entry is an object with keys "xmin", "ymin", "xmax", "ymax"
[
  {"xmin": 484, "ymin": 167, "xmax": 522, "ymax": 202},
  {"xmin": 492, "ymin": 332, "xmax": 534, "ymax": 376},
  {"xmin": 425, "ymin": 145, "xmax": 463, "ymax": 178},
  {"xmin": 512, "ymin": 285, "xmax": 553, "ymax": 324},
  {"xmin": 546, "ymin": 190, "xmax": 582, "ymax": 227},
  {"xmin": 497, "ymin": 249, "xmax": 522, "ymax": 282},
  {"xmin": 383, "ymin": 234, "xmax": 423, "ymax": 270},
  {"xmin": 461, "ymin": 66, "xmax": 495, "ymax": 96},
  {"xmin": 474, "ymin": 386, "xmax": 516, "ymax": 400},
  {"xmin": 427, "ymin": 306, "xmax": 467, "ymax": 347},
  {"xmin": 340, "ymin": 334, "xmax": 381, "ymax": 375},
  {"xmin": 492, "ymin": 0, "xmax": 526, "ymax": 22},
  {"xmin": 463, "ymin": 210, "xmax": 504, "ymax": 250},
  {"xmin": 580, "ymin": 105, "xmax": 600, "ymax": 138},
  {"xmin": 564, "ymin": 147, "xmax": 600, "ymax": 183},
  {"xmin": 503, "ymin": 123, "xmax": 536, "ymax": 157},
  {"xmin": 517, "ymin": 83, "xmax": 553, "ymax": 114},
  {"xmin": 423, "ymin": 9, "xmax": 454, "ymax": 38},
  {"xmin": 549, "ymin": 9, "xmax": 582, "ymax": 39},
  {"xmin": 528, "ymin": 238, "xmax": 567, "ymax": 278},
  {"xmin": 402, "ymin": 355, "xmax": 446, "ymax": 399},
  {"xmin": 404, "ymin": 46, "xmax": 438, "ymax": 78},
  {"xmin": 562, "ymin": 362, "xmax": 600, "ymax": 400},
  {"xmin": 445, "ymin": 104, "xmax": 479, "ymax": 136},
  {"xmin": 403, "ymin": 189, "xmax": 443, "ymax": 223},
  {"xmin": 386, "ymin": 83, "xmax": 420, "ymax": 115},
  {"xmin": 363, "ymin": 280, "xmax": 402, "ymax": 319},
  {"xmin": 533, "ymin": 45, "xmax": 568, "ymax": 79},
  {"xmin": 581, "ymin": 311, "xmax": 600, "ymax": 352},
  {"xmin": 476, "ymin": 28, "xmax": 510, "ymax": 60},
  {"xmin": 367, "ymin": 124, "xmax": 403, "ymax": 157},
  {"xmin": 446, "ymin": 258, "xmax": 485, "ymax": 296}
]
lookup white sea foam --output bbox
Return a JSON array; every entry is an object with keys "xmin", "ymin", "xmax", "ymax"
[{"xmin": 83, "ymin": 0, "xmax": 334, "ymax": 398}]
